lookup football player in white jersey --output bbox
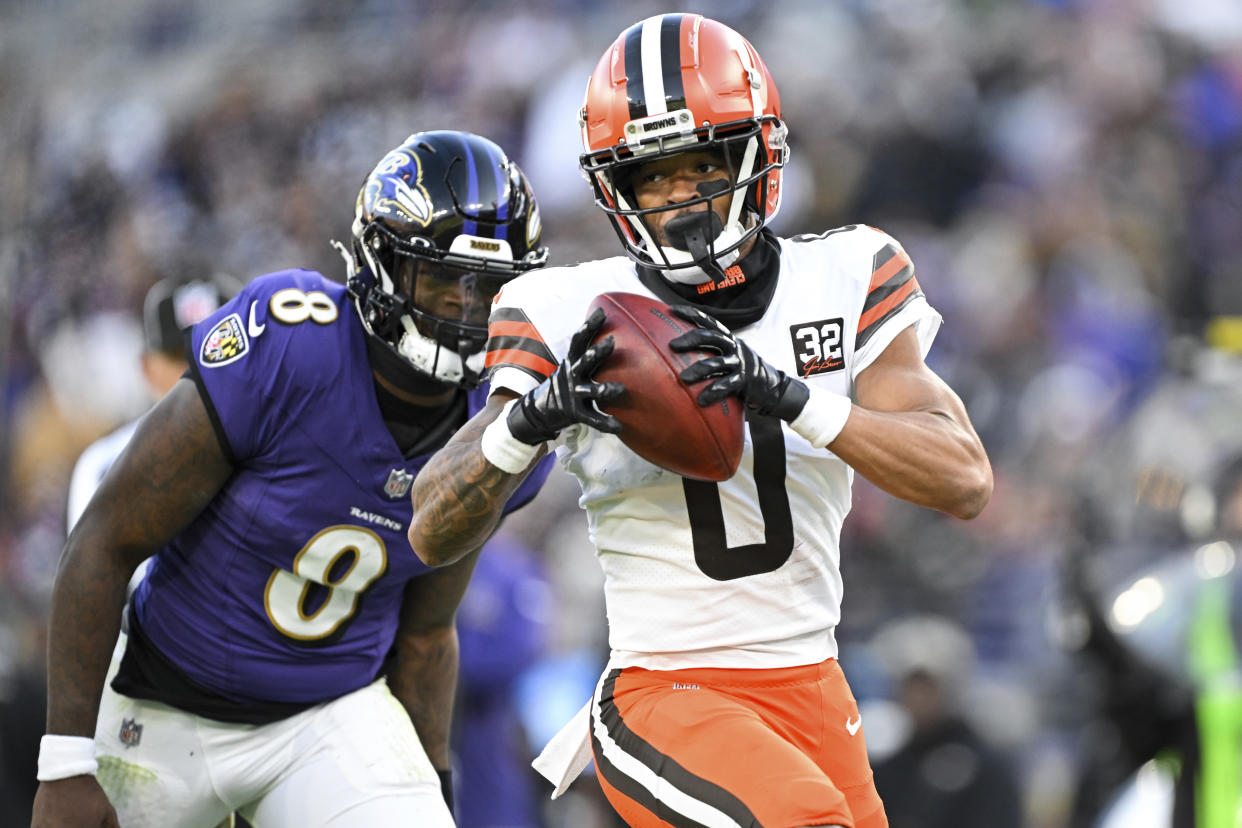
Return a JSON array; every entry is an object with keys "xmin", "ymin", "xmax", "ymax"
[{"xmin": 407, "ymin": 14, "xmax": 992, "ymax": 828}]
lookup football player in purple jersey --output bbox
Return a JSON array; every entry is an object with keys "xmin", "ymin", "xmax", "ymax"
[{"xmin": 32, "ymin": 131, "xmax": 552, "ymax": 828}]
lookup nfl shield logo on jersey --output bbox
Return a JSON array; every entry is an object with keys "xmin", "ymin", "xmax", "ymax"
[
  {"xmin": 119, "ymin": 718, "xmax": 143, "ymax": 748},
  {"xmin": 384, "ymin": 468, "xmax": 414, "ymax": 499}
]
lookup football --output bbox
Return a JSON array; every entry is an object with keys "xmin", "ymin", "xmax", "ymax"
[{"xmin": 587, "ymin": 292, "xmax": 744, "ymax": 482}]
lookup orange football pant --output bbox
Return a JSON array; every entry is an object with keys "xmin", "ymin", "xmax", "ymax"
[{"xmin": 590, "ymin": 657, "xmax": 887, "ymax": 828}]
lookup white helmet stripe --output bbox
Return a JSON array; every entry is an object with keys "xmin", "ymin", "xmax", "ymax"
[{"xmin": 640, "ymin": 16, "xmax": 668, "ymax": 116}]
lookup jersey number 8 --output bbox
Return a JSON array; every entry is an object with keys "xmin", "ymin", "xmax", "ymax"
[
  {"xmin": 269, "ymin": 288, "xmax": 339, "ymax": 326},
  {"xmin": 264, "ymin": 525, "xmax": 388, "ymax": 640}
]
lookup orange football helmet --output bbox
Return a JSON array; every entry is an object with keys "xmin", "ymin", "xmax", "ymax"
[{"xmin": 579, "ymin": 14, "xmax": 788, "ymax": 282}]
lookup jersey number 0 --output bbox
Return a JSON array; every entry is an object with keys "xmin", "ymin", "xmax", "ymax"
[{"xmin": 683, "ymin": 413, "xmax": 794, "ymax": 580}]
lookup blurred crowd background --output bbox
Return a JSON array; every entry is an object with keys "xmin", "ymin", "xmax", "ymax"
[{"xmin": 3, "ymin": 0, "xmax": 1242, "ymax": 826}]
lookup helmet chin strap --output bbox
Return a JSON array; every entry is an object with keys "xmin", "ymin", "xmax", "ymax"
[
  {"xmin": 654, "ymin": 216, "xmax": 750, "ymax": 285},
  {"xmin": 396, "ymin": 316, "xmax": 483, "ymax": 386}
]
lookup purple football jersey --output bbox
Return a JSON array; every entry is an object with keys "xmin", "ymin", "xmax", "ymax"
[{"xmin": 131, "ymin": 269, "xmax": 549, "ymax": 705}]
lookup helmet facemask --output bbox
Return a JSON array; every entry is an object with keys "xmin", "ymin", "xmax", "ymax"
[
  {"xmin": 350, "ymin": 221, "xmax": 512, "ymax": 390},
  {"xmin": 583, "ymin": 116, "xmax": 786, "ymax": 285}
]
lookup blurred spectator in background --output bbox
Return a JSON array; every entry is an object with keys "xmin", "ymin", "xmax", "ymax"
[
  {"xmin": 66, "ymin": 272, "xmax": 241, "ymax": 531},
  {"xmin": 870, "ymin": 615, "xmax": 1023, "ymax": 828},
  {"xmin": 1058, "ymin": 342, "xmax": 1242, "ymax": 828}
]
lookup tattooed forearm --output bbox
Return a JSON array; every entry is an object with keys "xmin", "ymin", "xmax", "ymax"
[
  {"xmin": 408, "ymin": 394, "xmax": 542, "ymax": 566},
  {"xmin": 418, "ymin": 442, "xmax": 528, "ymax": 548}
]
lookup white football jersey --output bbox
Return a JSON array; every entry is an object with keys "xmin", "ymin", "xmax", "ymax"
[{"xmin": 486, "ymin": 226, "xmax": 941, "ymax": 670}]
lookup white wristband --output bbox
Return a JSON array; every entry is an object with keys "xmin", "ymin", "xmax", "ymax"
[
  {"xmin": 480, "ymin": 399, "xmax": 542, "ymax": 474},
  {"xmin": 37, "ymin": 734, "xmax": 98, "ymax": 781},
  {"xmin": 788, "ymin": 385, "xmax": 852, "ymax": 449}
]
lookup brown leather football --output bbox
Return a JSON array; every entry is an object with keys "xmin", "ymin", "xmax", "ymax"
[{"xmin": 588, "ymin": 292, "xmax": 744, "ymax": 482}]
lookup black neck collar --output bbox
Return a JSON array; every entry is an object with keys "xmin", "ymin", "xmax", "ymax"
[
  {"xmin": 635, "ymin": 230, "xmax": 781, "ymax": 331},
  {"xmin": 371, "ymin": 376, "xmax": 466, "ymax": 458},
  {"xmin": 364, "ymin": 334, "xmax": 466, "ymax": 458}
]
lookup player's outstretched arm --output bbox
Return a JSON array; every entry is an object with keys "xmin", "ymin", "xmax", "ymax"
[
  {"xmin": 32, "ymin": 378, "xmax": 233, "ymax": 828},
  {"xmin": 386, "ymin": 547, "xmax": 482, "ymax": 815},
  {"xmin": 407, "ymin": 308, "xmax": 623, "ymax": 567}
]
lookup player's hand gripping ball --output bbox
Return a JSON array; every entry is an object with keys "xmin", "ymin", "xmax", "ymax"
[{"xmin": 587, "ymin": 292, "xmax": 743, "ymax": 481}]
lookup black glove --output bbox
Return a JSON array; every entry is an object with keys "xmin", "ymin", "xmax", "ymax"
[
  {"xmin": 669, "ymin": 304, "xmax": 809, "ymax": 421},
  {"xmin": 507, "ymin": 307, "xmax": 625, "ymax": 444}
]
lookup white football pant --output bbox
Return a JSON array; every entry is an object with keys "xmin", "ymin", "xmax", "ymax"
[{"xmin": 93, "ymin": 637, "xmax": 454, "ymax": 827}]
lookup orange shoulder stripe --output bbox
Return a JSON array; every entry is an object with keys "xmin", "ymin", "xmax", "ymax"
[{"xmin": 857, "ymin": 277, "xmax": 919, "ymax": 334}]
